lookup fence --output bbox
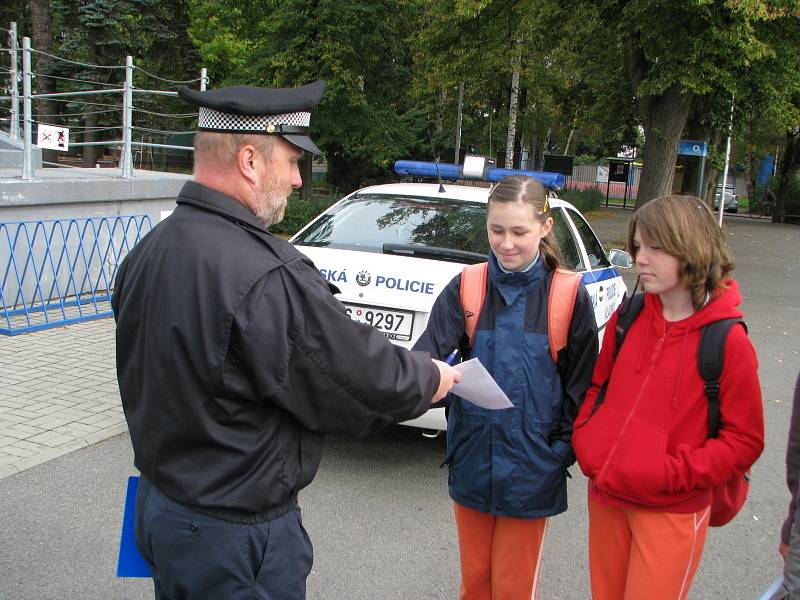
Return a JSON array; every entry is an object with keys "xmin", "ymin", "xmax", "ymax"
[
  {"xmin": 564, "ymin": 163, "xmax": 641, "ymax": 206},
  {"xmin": 0, "ymin": 21, "xmax": 204, "ymax": 179},
  {"xmin": 0, "ymin": 215, "xmax": 152, "ymax": 335},
  {"xmin": 564, "ymin": 163, "xmax": 750, "ymax": 205}
]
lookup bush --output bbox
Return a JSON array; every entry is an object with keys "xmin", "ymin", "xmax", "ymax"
[
  {"xmin": 270, "ymin": 190, "xmax": 340, "ymax": 236},
  {"xmin": 559, "ymin": 188, "xmax": 604, "ymax": 213},
  {"xmin": 781, "ymin": 173, "xmax": 800, "ymax": 216}
]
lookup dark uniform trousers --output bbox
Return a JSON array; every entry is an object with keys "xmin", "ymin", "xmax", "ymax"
[{"xmin": 135, "ymin": 477, "xmax": 313, "ymax": 600}]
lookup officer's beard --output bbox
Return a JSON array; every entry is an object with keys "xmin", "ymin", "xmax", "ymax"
[{"xmin": 254, "ymin": 175, "xmax": 292, "ymax": 227}]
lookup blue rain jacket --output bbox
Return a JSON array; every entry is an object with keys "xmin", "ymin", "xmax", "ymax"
[{"xmin": 414, "ymin": 253, "xmax": 598, "ymax": 518}]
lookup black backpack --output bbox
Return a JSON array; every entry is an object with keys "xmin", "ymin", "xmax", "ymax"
[
  {"xmin": 590, "ymin": 293, "xmax": 747, "ymax": 439},
  {"xmin": 588, "ymin": 293, "xmax": 752, "ymax": 526}
]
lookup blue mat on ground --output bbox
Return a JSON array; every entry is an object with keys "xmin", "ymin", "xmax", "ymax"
[
  {"xmin": 117, "ymin": 475, "xmax": 152, "ymax": 577},
  {"xmin": 757, "ymin": 575, "xmax": 785, "ymax": 600}
]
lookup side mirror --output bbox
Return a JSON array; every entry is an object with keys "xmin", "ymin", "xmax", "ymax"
[{"xmin": 608, "ymin": 248, "xmax": 632, "ymax": 269}]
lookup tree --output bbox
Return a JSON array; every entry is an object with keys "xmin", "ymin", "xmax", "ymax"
[
  {"xmin": 43, "ymin": 0, "xmax": 201, "ymax": 167},
  {"xmin": 555, "ymin": 0, "xmax": 794, "ymax": 207},
  {"xmin": 189, "ymin": 0, "xmax": 432, "ymax": 192}
]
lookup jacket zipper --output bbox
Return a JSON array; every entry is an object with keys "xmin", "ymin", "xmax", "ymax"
[{"xmin": 595, "ymin": 334, "xmax": 665, "ymax": 489}]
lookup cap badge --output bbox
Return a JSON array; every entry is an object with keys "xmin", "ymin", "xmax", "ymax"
[{"xmin": 266, "ymin": 124, "xmax": 276, "ymax": 133}]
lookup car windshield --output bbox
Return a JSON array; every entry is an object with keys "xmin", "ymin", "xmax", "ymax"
[{"xmin": 294, "ymin": 193, "xmax": 490, "ymax": 260}]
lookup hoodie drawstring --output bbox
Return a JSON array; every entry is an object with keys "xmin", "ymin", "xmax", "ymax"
[{"xmin": 671, "ymin": 327, "xmax": 691, "ymax": 408}]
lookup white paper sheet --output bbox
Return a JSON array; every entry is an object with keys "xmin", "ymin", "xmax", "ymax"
[{"xmin": 452, "ymin": 358, "xmax": 513, "ymax": 410}]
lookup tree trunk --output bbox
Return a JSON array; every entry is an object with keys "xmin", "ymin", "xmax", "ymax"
[
  {"xmin": 563, "ymin": 127, "xmax": 575, "ymax": 156},
  {"xmin": 744, "ymin": 120, "xmax": 756, "ymax": 207},
  {"xmin": 299, "ymin": 155, "xmax": 313, "ymax": 200},
  {"xmin": 435, "ymin": 88, "xmax": 447, "ymax": 133},
  {"xmin": 454, "ymin": 82, "xmax": 464, "ymax": 163},
  {"xmin": 512, "ymin": 87, "xmax": 527, "ymax": 169},
  {"xmin": 542, "ymin": 126, "xmax": 552, "ymax": 159},
  {"xmin": 28, "ymin": 0, "xmax": 58, "ymax": 165},
  {"xmin": 81, "ymin": 38, "xmax": 100, "ymax": 167},
  {"xmin": 775, "ymin": 128, "xmax": 799, "ymax": 222},
  {"xmin": 626, "ymin": 43, "xmax": 694, "ymax": 207},
  {"xmin": 504, "ymin": 39, "xmax": 522, "ymax": 169}
]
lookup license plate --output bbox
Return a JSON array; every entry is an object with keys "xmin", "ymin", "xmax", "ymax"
[{"xmin": 343, "ymin": 303, "xmax": 414, "ymax": 341}]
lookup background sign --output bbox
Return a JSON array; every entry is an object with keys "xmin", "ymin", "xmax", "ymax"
[
  {"xmin": 37, "ymin": 124, "xmax": 69, "ymax": 151},
  {"xmin": 608, "ymin": 161, "xmax": 630, "ymax": 183},
  {"xmin": 678, "ymin": 139, "xmax": 708, "ymax": 157},
  {"xmin": 543, "ymin": 154, "xmax": 575, "ymax": 176},
  {"xmin": 595, "ymin": 165, "xmax": 609, "ymax": 183}
]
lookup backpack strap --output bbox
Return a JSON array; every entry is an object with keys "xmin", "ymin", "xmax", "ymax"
[
  {"xmin": 613, "ymin": 293, "xmax": 646, "ymax": 359},
  {"xmin": 547, "ymin": 268, "xmax": 582, "ymax": 363},
  {"xmin": 697, "ymin": 318, "xmax": 747, "ymax": 439},
  {"xmin": 459, "ymin": 263, "xmax": 581, "ymax": 363},
  {"xmin": 459, "ymin": 262, "xmax": 488, "ymax": 350},
  {"xmin": 588, "ymin": 293, "xmax": 646, "ymax": 415}
]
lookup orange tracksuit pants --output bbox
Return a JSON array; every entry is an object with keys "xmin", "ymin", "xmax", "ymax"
[
  {"xmin": 588, "ymin": 496, "xmax": 710, "ymax": 600},
  {"xmin": 454, "ymin": 502, "xmax": 548, "ymax": 600}
]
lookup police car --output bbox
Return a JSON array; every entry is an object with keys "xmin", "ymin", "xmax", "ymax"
[{"xmin": 290, "ymin": 158, "xmax": 631, "ymax": 432}]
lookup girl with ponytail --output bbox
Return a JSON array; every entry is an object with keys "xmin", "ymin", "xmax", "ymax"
[{"xmin": 414, "ymin": 175, "xmax": 599, "ymax": 599}]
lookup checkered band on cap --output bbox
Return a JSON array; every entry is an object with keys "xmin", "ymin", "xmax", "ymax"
[{"xmin": 198, "ymin": 107, "xmax": 311, "ymax": 132}]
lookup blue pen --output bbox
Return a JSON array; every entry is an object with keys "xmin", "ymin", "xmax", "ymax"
[{"xmin": 445, "ymin": 349, "xmax": 459, "ymax": 365}]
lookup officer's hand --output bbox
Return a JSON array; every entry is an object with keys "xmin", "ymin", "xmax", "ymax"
[{"xmin": 431, "ymin": 359, "xmax": 462, "ymax": 403}]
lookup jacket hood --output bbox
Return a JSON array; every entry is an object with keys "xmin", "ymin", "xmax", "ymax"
[
  {"xmin": 643, "ymin": 277, "xmax": 744, "ymax": 332},
  {"xmin": 488, "ymin": 251, "xmax": 546, "ymax": 306},
  {"xmin": 635, "ymin": 278, "xmax": 744, "ymax": 408}
]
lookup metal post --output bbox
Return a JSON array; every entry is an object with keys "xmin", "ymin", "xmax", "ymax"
[
  {"xmin": 454, "ymin": 82, "xmax": 464, "ymax": 164},
  {"xmin": 9, "ymin": 22, "xmax": 20, "ymax": 140},
  {"xmin": 718, "ymin": 99, "xmax": 735, "ymax": 228},
  {"xmin": 200, "ymin": 68, "xmax": 207, "ymax": 91},
  {"xmin": 22, "ymin": 37, "xmax": 33, "ymax": 180},
  {"xmin": 698, "ymin": 154, "xmax": 706, "ymax": 198},
  {"xmin": 120, "ymin": 55, "xmax": 133, "ymax": 178}
]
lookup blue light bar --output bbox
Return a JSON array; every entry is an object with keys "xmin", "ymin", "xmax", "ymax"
[{"xmin": 394, "ymin": 160, "xmax": 566, "ymax": 189}]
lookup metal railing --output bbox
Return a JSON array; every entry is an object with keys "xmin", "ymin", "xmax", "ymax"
[
  {"xmin": 1, "ymin": 21, "xmax": 206, "ymax": 179},
  {"xmin": 0, "ymin": 215, "xmax": 152, "ymax": 335}
]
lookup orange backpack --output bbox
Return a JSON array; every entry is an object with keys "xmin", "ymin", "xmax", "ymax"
[{"xmin": 459, "ymin": 262, "xmax": 582, "ymax": 363}]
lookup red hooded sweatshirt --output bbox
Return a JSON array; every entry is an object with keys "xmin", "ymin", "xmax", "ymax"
[{"xmin": 573, "ymin": 278, "xmax": 764, "ymax": 513}]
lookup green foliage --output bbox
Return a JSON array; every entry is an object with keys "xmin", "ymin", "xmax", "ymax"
[
  {"xmin": 783, "ymin": 173, "xmax": 800, "ymax": 216},
  {"xmin": 574, "ymin": 154, "xmax": 602, "ymax": 166},
  {"xmin": 6, "ymin": 0, "xmax": 798, "ymax": 201},
  {"xmin": 559, "ymin": 188, "xmax": 604, "ymax": 213},
  {"xmin": 270, "ymin": 189, "xmax": 340, "ymax": 236},
  {"xmin": 11, "ymin": 0, "xmax": 202, "ymax": 162},
  {"xmin": 186, "ymin": 0, "xmax": 430, "ymax": 193}
]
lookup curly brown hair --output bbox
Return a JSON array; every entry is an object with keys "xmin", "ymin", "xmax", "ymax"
[{"xmin": 627, "ymin": 195, "xmax": 734, "ymax": 309}]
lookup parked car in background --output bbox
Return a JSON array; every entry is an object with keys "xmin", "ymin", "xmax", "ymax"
[
  {"xmin": 714, "ymin": 183, "xmax": 738, "ymax": 213},
  {"xmin": 290, "ymin": 159, "xmax": 632, "ymax": 432}
]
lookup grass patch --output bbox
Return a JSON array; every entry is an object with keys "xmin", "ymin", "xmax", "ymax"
[
  {"xmin": 559, "ymin": 188, "xmax": 604, "ymax": 213},
  {"xmin": 606, "ymin": 236, "xmax": 628, "ymax": 249}
]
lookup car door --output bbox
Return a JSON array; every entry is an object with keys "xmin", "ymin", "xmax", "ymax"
[{"xmin": 552, "ymin": 206, "xmax": 626, "ymax": 334}]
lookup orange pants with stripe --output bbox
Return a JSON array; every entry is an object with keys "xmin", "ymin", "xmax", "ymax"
[
  {"xmin": 453, "ymin": 502, "xmax": 548, "ymax": 600},
  {"xmin": 588, "ymin": 496, "xmax": 710, "ymax": 600}
]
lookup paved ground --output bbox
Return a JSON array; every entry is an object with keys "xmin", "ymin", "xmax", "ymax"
[
  {"xmin": 0, "ymin": 208, "xmax": 797, "ymax": 599},
  {"xmin": 0, "ymin": 205, "xmax": 635, "ymax": 481},
  {"xmin": 0, "ymin": 318, "xmax": 125, "ymax": 479}
]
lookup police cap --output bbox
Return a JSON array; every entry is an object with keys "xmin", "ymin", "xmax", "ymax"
[{"xmin": 178, "ymin": 80, "xmax": 326, "ymax": 154}]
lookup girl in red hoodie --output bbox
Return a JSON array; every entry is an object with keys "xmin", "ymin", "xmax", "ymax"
[{"xmin": 572, "ymin": 195, "xmax": 764, "ymax": 600}]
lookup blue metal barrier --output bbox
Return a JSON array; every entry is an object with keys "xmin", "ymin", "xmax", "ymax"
[{"xmin": 0, "ymin": 216, "xmax": 152, "ymax": 335}]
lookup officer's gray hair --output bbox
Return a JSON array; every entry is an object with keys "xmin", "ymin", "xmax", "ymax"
[{"xmin": 193, "ymin": 131, "xmax": 278, "ymax": 173}]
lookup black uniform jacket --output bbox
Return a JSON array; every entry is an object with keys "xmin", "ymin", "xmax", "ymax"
[{"xmin": 112, "ymin": 181, "xmax": 439, "ymax": 515}]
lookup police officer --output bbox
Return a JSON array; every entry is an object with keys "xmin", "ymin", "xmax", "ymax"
[{"xmin": 112, "ymin": 80, "xmax": 461, "ymax": 600}]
